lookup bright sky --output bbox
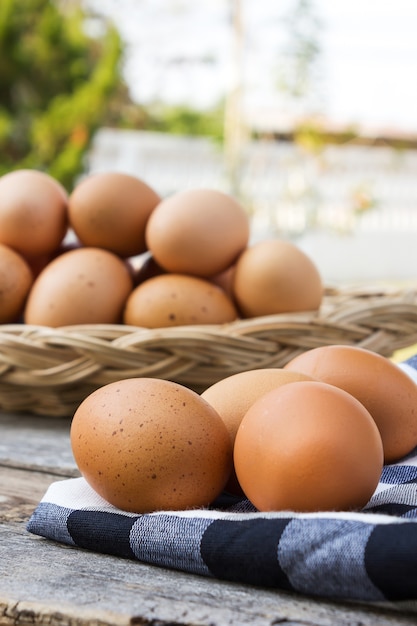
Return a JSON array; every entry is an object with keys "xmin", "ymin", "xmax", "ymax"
[
  {"xmin": 86, "ymin": 0, "xmax": 417, "ymax": 133},
  {"xmin": 319, "ymin": 0, "xmax": 417, "ymax": 132}
]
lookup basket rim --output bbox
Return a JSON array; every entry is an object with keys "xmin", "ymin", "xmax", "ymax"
[{"xmin": 1, "ymin": 283, "xmax": 417, "ymax": 416}]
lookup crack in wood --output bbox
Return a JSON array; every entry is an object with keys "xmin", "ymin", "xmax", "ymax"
[
  {"xmin": 0, "ymin": 461, "xmax": 79, "ymax": 479},
  {"xmin": 0, "ymin": 598, "xmax": 130, "ymax": 626}
]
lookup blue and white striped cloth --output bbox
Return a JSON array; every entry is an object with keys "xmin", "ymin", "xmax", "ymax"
[{"xmin": 27, "ymin": 355, "xmax": 417, "ymax": 608}]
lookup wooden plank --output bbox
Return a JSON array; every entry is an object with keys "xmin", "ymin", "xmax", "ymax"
[
  {"xmin": 0, "ymin": 465, "xmax": 416, "ymax": 626},
  {"xmin": 0, "ymin": 412, "xmax": 78, "ymax": 475},
  {"xmin": 1, "ymin": 413, "xmax": 417, "ymax": 625},
  {"xmin": 0, "ymin": 466, "xmax": 68, "ymax": 523},
  {"xmin": 2, "ymin": 518, "xmax": 417, "ymax": 626},
  {"xmin": 0, "ymin": 600, "xmax": 129, "ymax": 626}
]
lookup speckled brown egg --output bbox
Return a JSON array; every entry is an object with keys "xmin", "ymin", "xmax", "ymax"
[
  {"xmin": 0, "ymin": 169, "xmax": 68, "ymax": 259},
  {"xmin": 201, "ymin": 368, "xmax": 315, "ymax": 494},
  {"xmin": 70, "ymin": 377, "xmax": 233, "ymax": 513},
  {"xmin": 68, "ymin": 171, "xmax": 161, "ymax": 258},
  {"xmin": 123, "ymin": 273, "xmax": 238, "ymax": 328},
  {"xmin": 0, "ymin": 243, "xmax": 33, "ymax": 323},
  {"xmin": 234, "ymin": 380, "xmax": 384, "ymax": 512},
  {"xmin": 284, "ymin": 345, "xmax": 417, "ymax": 462},
  {"xmin": 145, "ymin": 188, "xmax": 250, "ymax": 277},
  {"xmin": 24, "ymin": 246, "xmax": 133, "ymax": 326}
]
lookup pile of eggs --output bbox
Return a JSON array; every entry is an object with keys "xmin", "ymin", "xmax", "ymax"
[
  {"xmin": 70, "ymin": 344, "xmax": 417, "ymax": 515},
  {"xmin": 0, "ymin": 168, "xmax": 323, "ymax": 327},
  {"xmin": 3, "ymin": 168, "xmax": 416, "ymax": 515}
]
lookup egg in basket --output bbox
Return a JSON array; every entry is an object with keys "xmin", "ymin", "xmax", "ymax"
[{"xmin": 0, "ymin": 168, "xmax": 416, "ymax": 418}]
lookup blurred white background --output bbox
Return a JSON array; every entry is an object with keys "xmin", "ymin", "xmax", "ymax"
[
  {"xmin": 85, "ymin": 0, "xmax": 417, "ymax": 133},
  {"xmin": 84, "ymin": 0, "xmax": 417, "ymax": 284}
]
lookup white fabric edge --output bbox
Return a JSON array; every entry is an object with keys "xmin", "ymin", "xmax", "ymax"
[{"xmin": 40, "ymin": 476, "xmax": 416, "ymax": 526}]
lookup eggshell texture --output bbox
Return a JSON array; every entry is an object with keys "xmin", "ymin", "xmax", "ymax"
[
  {"xmin": 0, "ymin": 169, "xmax": 68, "ymax": 258},
  {"xmin": 145, "ymin": 188, "xmax": 250, "ymax": 277},
  {"xmin": 0, "ymin": 244, "xmax": 33, "ymax": 323},
  {"xmin": 201, "ymin": 368, "xmax": 316, "ymax": 494},
  {"xmin": 24, "ymin": 247, "xmax": 133, "ymax": 326},
  {"xmin": 68, "ymin": 172, "xmax": 161, "ymax": 257},
  {"xmin": 232, "ymin": 238, "xmax": 323, "ymax": 317},
  {"xmin": 70, "ymin": 377, "xmax": 233, "ymax": 513},
  {"xmin": 123, "ymin": 273, "xmax": 238, "ymax": 328},
  {"xmin": 234, "ymin": 380, "xmax": 384, "ymax": 512},
  {"xmin": 284, "ymin": 345, "xmax": 417, "ymax": 462}
]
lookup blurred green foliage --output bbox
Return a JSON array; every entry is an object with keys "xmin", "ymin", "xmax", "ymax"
[
  {"xmin": 135, "ymin": 102, "xmax": 225, "ymax": 143},
  {"xmin": 0, "ymin": 0, "xmax": 124, "ymax": 190}
]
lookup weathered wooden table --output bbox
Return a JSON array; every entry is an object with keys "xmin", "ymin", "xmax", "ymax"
[{"xmin": 1, "ymin": 410, "xmax": 417, "ymax": 626}]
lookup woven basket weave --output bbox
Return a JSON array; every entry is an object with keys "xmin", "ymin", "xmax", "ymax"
[{"xmin": 2, "ymin": 284, "xmax": 417, "ymax": 417}]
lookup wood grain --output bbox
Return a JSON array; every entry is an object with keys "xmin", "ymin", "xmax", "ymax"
[{"xmin": 1, "ymin": 413, "xmax": 417, "ymax": 625}]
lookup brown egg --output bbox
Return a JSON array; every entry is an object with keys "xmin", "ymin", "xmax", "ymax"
[
  {"xmin": 70, "ymin": 377, "xmax": 233, "ymax": 513},
  {"xmin": 0, "ymin": 244, "xmax": 33, "ymax": 323},
  {"xmin": 68, "ymin": 172, "xmax": 161, "ymax": 257},
  {"xmin": 123, "ymin": 273, "xmax": 238, "ymax": 328},
  {"xmin": 201, "ymin": 368, "xmax": 315, "ymax": 494},
  {"xmin": 0, "ymin": 169, "xmax": 68, "ymax": 258},
  {"xmin": 234, "ymin": 380, "xmax": 384, "ymax": 512},
  {"xmin": 232, "ymin": 238, "xmax": 323, "ymax": 317},
  {"xmin": 284, "ymin": 345, "xmax": 417, "ymax": 462},
  {"xmin": 145, "ymin": 188, "xmax": 250, "ymax": 277},
  {"xmin": 24, "ymin": 247, "xmax": 133, "ymax": 326}
]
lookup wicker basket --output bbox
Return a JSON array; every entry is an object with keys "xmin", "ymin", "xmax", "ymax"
[{"xmin": 1, "ymin": 284, "xmax": 417, "ymax": 417}]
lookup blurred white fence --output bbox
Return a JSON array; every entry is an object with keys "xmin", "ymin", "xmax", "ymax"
[{"xmin": 86, "ymin": 129, "xmax": 417, "ymax": 283}]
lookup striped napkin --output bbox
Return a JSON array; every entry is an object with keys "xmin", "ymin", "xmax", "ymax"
[{"xmin": 27, "ymin": 356, "xmax": 417, "ymax": 609}]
